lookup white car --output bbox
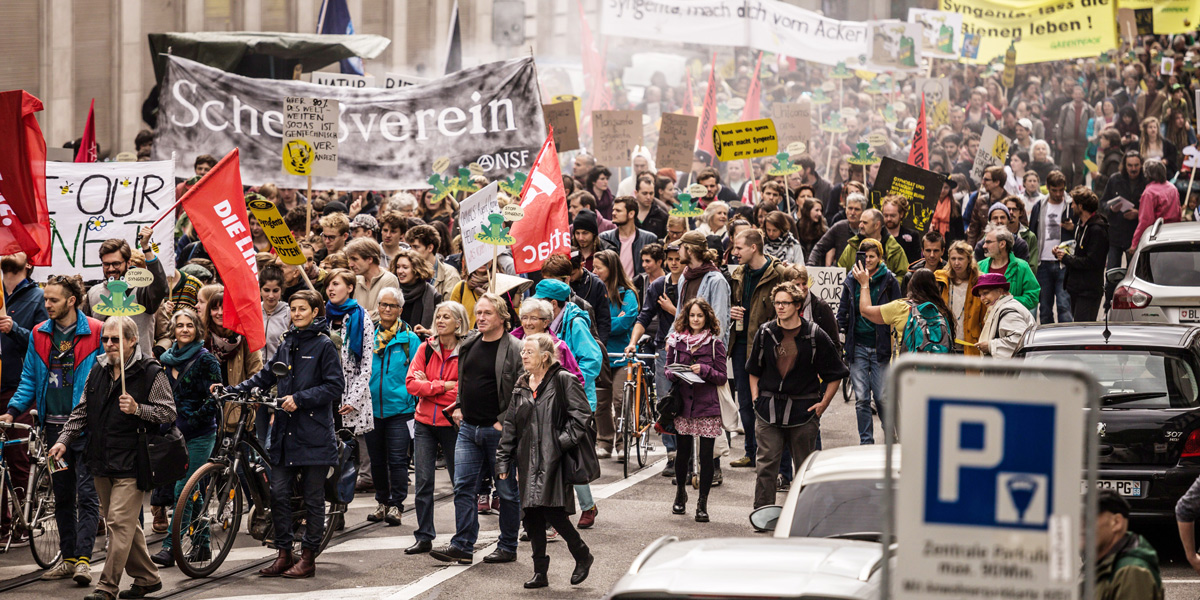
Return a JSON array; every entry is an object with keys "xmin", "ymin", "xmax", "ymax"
[{"xmin": 1109, "ymin": 219, "xmax": 1200, "ymax": 324}]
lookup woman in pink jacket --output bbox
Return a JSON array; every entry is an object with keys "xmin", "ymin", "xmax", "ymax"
[{"xmin": 1130, "ymin": 159, "xmax": 1181, "ymax": 250}]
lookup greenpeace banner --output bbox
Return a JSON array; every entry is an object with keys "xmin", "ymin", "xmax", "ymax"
[
  {"xmin": 601, "ymin": 0, "xmax": 869, "ymax": 67},
  {"xmin": 154, "ymin": 56, "xmax": 546, "ymax": 190},
  {"xmin": 939, "ymin": 0, "xmax": 1118, "ymax": 65},
  {"xmin": 44, "ymin": 161, "xmax": 176, "ymax": 280}
]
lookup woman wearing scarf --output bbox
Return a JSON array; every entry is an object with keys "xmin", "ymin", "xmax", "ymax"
[
  {"xmin": 591, "ymin": 250, "xmax": 640, "ymax": 462},
  {"xmin": 202, "ymin": 290, "xmax": 263, "ymax": 387},
  {"xmin": 150, "ymin": 308, "xmax": 223, "ymax": 568},
  {"xmin": 392, "ymin": 249, "xmax": 441, "ymax": 333},
  {"xmin": 762, "ymin": 211, "xmax": 805, "ymax": 265},
  {"xmin": 665, "ymin": 298, "xmax": 727, "ymax": 523},
  {"xmin": 450, "ymin": 264, "xmax": 490, "ymax": 328},
  {"xmin": 364, "ymin": 287, "xmax": 422, "ymax": 527},
  {"xmin": 929, "ymin": 177, "xmax": 965, "ymax": 245},
  {"xmin": 324, "ymin": 269, "xmax": 375, "ymax": 437}
]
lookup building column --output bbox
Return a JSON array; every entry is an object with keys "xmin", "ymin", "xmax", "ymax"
[
  {"xmin": 42, "ymin": 0, "xmax": 75, "ymax": 149},
  {"xmin": 387, "ymin": 0, "xmax": 409, "ymax": 76},
  {"xmin": 113, "ymin": 0, "xmax": 144, "ymax": 154},
  {"xmin": 243, "ymin": 0, "xmax": 261, "ymax": 31}
]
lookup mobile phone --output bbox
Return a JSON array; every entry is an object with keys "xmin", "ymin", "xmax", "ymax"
[{"xmin": 855, "ymin": 250, "xmax": 867, "ymax": 269}]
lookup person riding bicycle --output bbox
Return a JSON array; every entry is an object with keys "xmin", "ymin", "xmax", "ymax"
[{"xmin": 219, "ymin": 290, "xmax": 345, "ymax": 579}]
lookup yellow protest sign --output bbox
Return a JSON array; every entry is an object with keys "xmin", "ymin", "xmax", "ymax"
[
  {"xmin": 1152, "ymin": 0, "xmax": 1200, "ymax": 34},
  {"xmin": 248, "ymin": 198, "xmax": 307, "ymax": 265},
  {"xmin": 940, "ymin": 0, "xmax": 1118, "ymax": 65},
  {"xmin": 712, "ymin": 119, "xmax": 779, "ymax": 162}
]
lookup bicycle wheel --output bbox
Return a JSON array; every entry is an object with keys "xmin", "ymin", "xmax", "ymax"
[
  {"xmin": 27, "ymin": 466, "xmax": 61, "ymax": 569},
  {"xmin": 173, "ymin": 462, "xmax": 243, "ymax": 578},
  {"xmin": 317, "ymin": 504, "xmax": 344, "ymax": 555},
  {"xmin": 621, "ymin": 382, "xmax": 635, "ymax": 478},
  {"xmin": 634, "ymin": 376, "xmax": 650, "ymax": 468},
  {"xmin": 842, "ymin": 377, "xmax": 854, "ymax": 402}
]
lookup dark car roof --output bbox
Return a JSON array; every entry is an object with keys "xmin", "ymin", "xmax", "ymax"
[{"xmin": 1021, "ymin": 322, "xmax": 1200, "ymax": 351}]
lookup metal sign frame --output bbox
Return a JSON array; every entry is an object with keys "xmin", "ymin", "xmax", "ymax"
[{"xmin": 882, "ymin": 354, "xmax": 1100, "ymax": 600}]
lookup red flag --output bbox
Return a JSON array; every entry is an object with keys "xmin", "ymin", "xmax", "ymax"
[
  {"xmin": 511, "ymin": 128, "xmax": 570, "ymax": 274},
  {"xmin": 0, "ymin": 90, "xmax": 51, "ymax": 265},
  {"xmin": 908, "ymin": 94, "xmax": 929, "ymax": 170},
  {"xmin": 578, "ymin": 1, "xmax": 610, "ymax": 115},
  {"xmin": 75, "ymin": 98, "xmax": 97, "ymax": 163},
  {"xmin": 695, "ymin": 52, "xmax": 718, "ymax": 162},
  {"xmin": 682, "ymin": 70, "xmax": 696, "ymax": 116},
  {"xmin": 179, "ymin": 149, "xmax": 265, "ymax": 352}
]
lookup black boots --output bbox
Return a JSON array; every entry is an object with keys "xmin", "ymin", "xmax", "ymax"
[
  {"xmin": 259, "ymin": 549, "xmax": 294, "ymax": 577},
  {"xmin": 695, "ymin": 495, "xmax": 710, "ymax": 523},
  {"xmin": 570, "ymin": 544, "xmax": 594, "ymax": 585},
  {"xmin": 524, "ymin": 557, "xmax": 550, "ymax": 589},
  {"xmin": 672, "ymin": 489, "xmax": 687, "ymax": 515}
]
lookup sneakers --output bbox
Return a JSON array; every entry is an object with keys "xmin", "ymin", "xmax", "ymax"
[
  {"xmin": 0, "ymin": 532, "xmax": 29, "ymax": 549},
  {"xmin": 595, "ymin": 447, "xmax": 611, "ymax": 459},
  {"xmin": 41, "ymin": 560, "xmax": 75, "ymax": 580},
  {"xmin": 477, "ymin": 494, "xmax": 492, "ymax": 514},
  {"xmin": 430, "ymin": 544, "xmax": 474, "ymax": 565},
  {"xmin": 614, "ymin": 448, "xmax": 625, "ymax": 463},
  {"xmin": 577, "ymin": 506, "xmax": 598, "ymax": 529},
  {"xmin": 367, "ymin": 503, "xmax": 387, "ymax": 523},
  {"xmin": 385, "ymin": 506, "xmax": 402, "ymax": 526},
  {"xmin": 151, "ymin": 547, "xmax": 175, "ymax": 568},
  {"xmin": 729, "ymin": 455, "xmax": 755, "ymax": 468},
  {"xmin": 74, "ymin": 560, "xmax": 92, "ymax": 586}
]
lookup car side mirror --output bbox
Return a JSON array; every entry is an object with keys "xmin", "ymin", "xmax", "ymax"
[
  {"xmin": 1106, "ymin": 267, "xmax": 1127, "ymax": 284},
  {"xmin": 749, "ymin": 505, "xmax": 782, "ymax": 533},
  {"xmin": 271, "ymin": 362, "xmax": 289, "ymax": 377}
]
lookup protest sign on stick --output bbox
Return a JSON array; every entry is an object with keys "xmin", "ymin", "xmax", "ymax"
[
  {"xmin": 971, "ymin": 126, "xmax": 1011, "ymax": 185},
  {"xmin": 657, "ymin": 113, "xmax": 700, "ymax": 174},
  {"xmin": 542, "ymin": 101, "xmax": 580, "ymax": 153},
  {"xmin": 283, "ymin": 97, "xmax": 338, "ymax": 235},
  {"xmin": 712, "ymin": 119, "xmax": 778, "ymax": 162},
  {"xmin": 871, "ymin": 157, "xmax": 946, "ymax": 234},
  {"xmin": 771, "ymin": 101, "xmax": 812, "ymax": 147},
  {"xmin": 592, "ymin": 110, "xmax": 643, "ymax": 165},
  {"xmin": 461, "ymin": 182, "xmax": 502, "ymax": 274}
]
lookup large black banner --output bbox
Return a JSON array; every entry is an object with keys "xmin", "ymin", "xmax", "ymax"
[{"xmin": 153, "ymin": 56, "xmax": 546, "ymax": 190}]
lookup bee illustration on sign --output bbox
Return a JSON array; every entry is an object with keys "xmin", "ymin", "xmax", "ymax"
[
  {"xmin": 120, "ymin": 178, "xmax": 132, "ymax": 188},
  {"xmin": 283, "ymin": 139, "xmax": 314, "ymax": 176},
  {"xmin": 59, "ymin": 183, "xmax": 74, "ymax": 195}
]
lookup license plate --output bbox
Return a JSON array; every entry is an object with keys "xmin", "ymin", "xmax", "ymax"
[
  {"xmin": 1181, "ymin": 308, "xmax": 1200, "ymax": 323},
  {"xmin": 1081, "ymin": 480, "xmax": 1143, "ymax": 497}
]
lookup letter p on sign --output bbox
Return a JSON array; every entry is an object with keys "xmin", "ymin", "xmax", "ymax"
[{"xmin": 938, "ymin": 405, "xmax": 1003, "ymax": 503}]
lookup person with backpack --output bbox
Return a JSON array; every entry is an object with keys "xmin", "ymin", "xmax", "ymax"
[
  {"xmin": 837, "ymin": 238, "xmax": 900, "ymax": 446},
  {"xmin": 974, "ymin": 273, "xmax": 1037, "ymax": 359},
  {"xmin": 850, "ymin": 268, "xmax": 956, "ymax": 360}
]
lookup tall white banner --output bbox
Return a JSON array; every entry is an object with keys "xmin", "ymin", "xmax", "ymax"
[{"xmin": 44, "ymin": 161, "xmax": 176, "ymax": 281}]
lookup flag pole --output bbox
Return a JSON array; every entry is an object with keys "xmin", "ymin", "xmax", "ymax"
[
  {"xmin": 118, "ymin": 319, "xmax": 127, "ymax": 395},
  {"xmin": 299, "ymin": 265, "xmax": 318, "ymax": 293},
  {"xmin": 306, "ymin": 175, "xmax": 314, "ymax": 237}
]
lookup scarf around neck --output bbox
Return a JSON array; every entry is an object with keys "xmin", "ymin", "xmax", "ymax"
[
  {"xmin": 208, "ymin": 332, "xmax": 242, "ymax": 362},
  {"xmin": 764, "ymin": 233, "xmax": 799, "ymax": 260},
  {"xmin": 326, "ymin": 298, "xmax": 365, "ymax": 360},
  {"xmin": 665, "ymin": 328, "xmax": 713, "ymax": 352},
  {"xmin": 375, "ymin": 319, "xmax": 405, "ymax": 354},
  {"xmin": 161, "ymin": 340, "xmax": 203, "ymax": 367}
]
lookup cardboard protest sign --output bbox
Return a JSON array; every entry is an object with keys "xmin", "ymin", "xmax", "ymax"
[
  {"xmin": 971, "ymin": 126, "xmax": 1011, "ymax": 184},
  {"xmin": 283, "ymin": 97, "xmax": 339, "ymax": 178},
  {"xmin": 310, "ymin": 72, "xmax": 376, "ymax": 88},
  {"xmin": 771, "ymin": 101, "xmax": 812, "ymax": 146},
  {"xmin": 807, "ymin": 267, "xmax": 846, "ymax": 316},
  {"xmin": 592, "ymin": 110, "xmax": 644, "ymax": 165},
  {"xmin": 44, "ymin": 161, "xmax": 175, "ymax": 281},
  {"xmin": 870, "ymin": 157, "xmax": 945, "ymax": 234},
  {"xmin": 914, "ymin": 78, "xmax": 952, "ymax": 129},
  {"xmin": 460, "ymin": 182, "xmax": 501, "ymax": 273},
  {"xmin": 908, "ymin": 9, "xmax": 963, "ymax": 60},
  {"xmin": 713, "ymin": 119, "xmax": 779, "ymax": 162},
  {"xmin": 541, "ymin": 101, "xmax": 580, "ymax": 152},
  {"xmin": 867, "ymin": 20, "xmax": 923, "ymax": 73},
  {"xmin": 383, "ymin": 73, "xmax": 429, "ymax": 88},
  {"xmin": 656, "ymin": 113, "xmax": 700, "ymax": 173},
  {"xmin": 247, "ymin": 198, "xmax": 306, "ymax": 265}
]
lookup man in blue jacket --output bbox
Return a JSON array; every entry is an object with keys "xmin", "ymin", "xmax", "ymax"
[{"xmin": 2, "ymin": 275, "xmax": 102, "ymax": 584}]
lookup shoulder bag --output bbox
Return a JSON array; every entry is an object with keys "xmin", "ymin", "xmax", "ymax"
[
  {"xmin": 137, "ymin": 424, "xmax": 190, "ymax": 491},
  {"xmin": 554, "ymin": 372, "xmax": 601, "ymax": 485}
]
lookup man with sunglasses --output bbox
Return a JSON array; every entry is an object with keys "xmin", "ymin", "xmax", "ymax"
[
  {"xmin": 84, "ymin": 228, "xmax": 169, "ymax": 357},
  {"xmin": 2, "ymin": 275, "xmax": 103, "ymax": 585}
]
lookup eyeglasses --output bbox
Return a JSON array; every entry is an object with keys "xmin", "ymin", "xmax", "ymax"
[
  {"xmin": 521, "ymin": 315, "xmax": 548, "ymax": 321},
  {"xmin": 773, "ymin": 300, "xmax": 797, "ymax": 307},
  {"xmin": 378, "ymin": 302, "xmax": 400, "ymax": 310},
  {"xmin": 101, "ymin": 336, "xmax": 124, "ymax": 344},
  {"xmin": 321, "ymin": 234, "xmax": 340, "ymax": 241},
  {"xmin": 102, "ymin": 261, "xmax": 126, "ymax": 270}
]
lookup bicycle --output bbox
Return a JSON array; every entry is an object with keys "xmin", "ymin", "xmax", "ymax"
[
  {"xmin": 170, "ymin": 374, "xmax": 346, "ymax": 578},
  {"xmin": 608, "ymin": 349, "xmax": 659, "ymax": 478},
  {"xmin": 0, "ymin": 413, "xmax": 61, "ymax": 568}
]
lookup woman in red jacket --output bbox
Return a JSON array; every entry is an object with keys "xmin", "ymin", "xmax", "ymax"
[
  {"xmin": 403, "ymin": 300, "xmax": 470, "ymax": 555},
  {"xmin": 1130, "ymin": 159, "xmax": 1182, "ymax": 250}
]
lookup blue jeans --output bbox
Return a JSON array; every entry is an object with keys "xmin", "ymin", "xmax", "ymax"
[
  {"xmin": 732, "ymin": 340, "xmax": 755, "ymax": 458},
  {"xmin": 850, "ymin": 345, "xmax": 885, "ymax": 445},
  {"xmin": 656, "ymin": 347, "xmax": 675, "ymax": 454},
  {"xmin": 269, "ymin": 464, "xmax": 326, "ymax": 552},
  {"xmin": 162, "ymin": 432, "xmax": 216, "ymax": 551},
  {"xmin": 1037, "ymin": 261, "xmax": 1073, "ymax": 324},
  {"xmin": 412, "ymin": 421, "xmax": 456, "ymax": 543},
  {"xmin": 450, "ymin": 423, "xmax": 520, "ymax": 554},
  {"xmin": 364, "ymin": 414, "xmax": 412, "ymax": 510},
  {"xmin": 46, "ymin": 425, "xmax": 99, "ymax": 561}
]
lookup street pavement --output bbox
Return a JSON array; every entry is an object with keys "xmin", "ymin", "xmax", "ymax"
[{"xmin": 3, "ymin": 391, "xmax": 1200, "ymax": 599}]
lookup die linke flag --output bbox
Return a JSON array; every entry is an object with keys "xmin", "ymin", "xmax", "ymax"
[
  {"xmin": 0, "ymin": 90, "xmax": 51, "ymax": 265},
  {"xmin": 908, "ymin": 94, "xmax": 929, "ymax": 170},
  {"xmin": 510, "ymin": 128, "xmax": 570, "ymax": 274},
  {"xmin": 179, "ymin": 149, "xmax": 265, "ymax": 352},
  {"xmin": 75, "ymin": 98, "xmax": 97, "ymax": 163},
  {"xmin": 695, "ymin": 52, "xmax": 718, "ymax": 162}
]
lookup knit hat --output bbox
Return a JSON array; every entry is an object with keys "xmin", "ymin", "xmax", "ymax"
[
  {"xmin": 572, "ymin": 209, "xmax": 599, "ymax": 236},
  {"xmin": 988, "ymin": 202, "xmax": 1011, "ymax": 219},
  {"xmin": 533, "ymin": 278, "xmax": 572, "ymax": 302},
  {"xmin": 179, "ymin": 263, "xmax": 213, "ymax": 283},
  {"xmin": 971, "ymin": 272, "xmax": 1010, "ymax": 296},
  {"xmin": 324, "ymin": 200, "xmax": 348, "ymax": 215}
]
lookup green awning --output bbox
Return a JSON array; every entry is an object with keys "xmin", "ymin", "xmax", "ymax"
[{"xmin": 148, "ymin": 31, "xmax": 391, "ymax": 82}]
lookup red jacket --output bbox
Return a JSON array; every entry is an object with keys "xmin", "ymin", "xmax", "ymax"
[
  {"xmin": 1131, "ymin": 181, "xmax": 1181, "ymax": 250},
  {"xmin": 406, "ymin": 339, "xmax": 459, "ymax": 427}
]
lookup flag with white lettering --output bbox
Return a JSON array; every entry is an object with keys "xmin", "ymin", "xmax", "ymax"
[
  {"xmin": 510, "ymin": 129, "xmax": 570, "ymax": 274},
  {"xmin": 180, "ymin": 149, "xmax": 265, "ymax": 352}
]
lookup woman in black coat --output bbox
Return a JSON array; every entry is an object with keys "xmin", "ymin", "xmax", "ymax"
[
  {"xmin": 225, "ymin": 289, "xmax": 345, "ymax": 579},
  {"xmin": 497, "ymin": 333, "xmax": 594, "ymax": 590}
]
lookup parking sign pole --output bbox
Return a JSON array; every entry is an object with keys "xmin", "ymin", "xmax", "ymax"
[{"xmin": 881, "ymin": 354, "xmax": 1099, "ymax": 600}]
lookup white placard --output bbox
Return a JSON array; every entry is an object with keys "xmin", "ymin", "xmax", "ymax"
[
  {"xmin": 460, "ymin": 181, "xmax": 501, "ymax": 273},
  {"xmin": 970, "ymin": 126, "xmax": 1011, "ymax": 185},
  {"xmin": 310, "ymin": 72, "xmax": 377, "ymax": 88},
  {"xmin": 807, "ymin": 266, "xmax": 846, "ymax": 316},
  {"xmin": 44, "ymin": 161, "xmax": 175, "ymax": 281},
  {"xmin": 282, "ymin": 97, "xmax": 339, "ymax": 178},
  {"xmin": 908, "ymin": 9, "xmax": 963, "ymax": 60},
  {"xmin": 384, "ymin": 73, "xmax": 429, "ymax": 89}
]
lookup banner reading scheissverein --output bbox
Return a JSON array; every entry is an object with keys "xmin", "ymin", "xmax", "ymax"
[
  {"xmin": 939, "ymin": 0, "xmax": 1118, "ymax": 65},
  {"xmin": 153, "ymin": 55, "xmax": 546, "ymax": 190}
]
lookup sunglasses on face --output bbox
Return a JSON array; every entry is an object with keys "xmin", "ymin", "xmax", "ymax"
[{"xmin": 102, "ymin": 336, "xmax": 124, "ymax": 344}]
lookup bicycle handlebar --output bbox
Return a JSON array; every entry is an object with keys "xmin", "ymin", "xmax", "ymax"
[
  {"xmin": 0, "ymin": 421, "xmax": 32, "ymax": 431},
  {"xmin": 609, "ymin": 353, "xmax": 657, "ymax": 361},
  {"xmin": 216, "ymin": 388, "xmax": 282, "ymax": 411}
]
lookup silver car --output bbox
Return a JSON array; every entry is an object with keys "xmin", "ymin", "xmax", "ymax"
[
  {"xmin": 765, "ymin": 444, "xmax": 898, "ymax": 541},
  {"xmin": 1109, "ymin": 219, "xmax": 1200, "ymax": 324}
]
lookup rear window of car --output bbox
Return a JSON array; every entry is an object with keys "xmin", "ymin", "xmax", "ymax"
[
  {"xmin": 1022, "ymin": 350, "xmax": 1200, "ymax": 408},
  {"xmin": 789, "ymin": 479, "xmax": 886, "ymax": 539},
  {"xmin": 1134, "ymin": 243, "xmax": 1200, "ymax": 286}
]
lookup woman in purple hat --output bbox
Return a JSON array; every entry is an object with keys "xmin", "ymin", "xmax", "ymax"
[{"xmin": 974, "ymin": 272, "xmax": 1036, "ymax": 359}]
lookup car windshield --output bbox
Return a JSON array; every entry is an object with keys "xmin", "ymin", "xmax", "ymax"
[
  {"xmin": 1134, "ymin": 243, "xmax": 1200, "ymax": 286},
  {"xmin": 789, "ymin": 479, "xmax": 886, "ymax": 539},
  {"xmin": 1023, "ymin": 350, "xmax": 1200, "ymax": 408}
]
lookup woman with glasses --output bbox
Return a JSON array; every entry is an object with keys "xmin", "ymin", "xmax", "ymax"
[{"xmin": 392, "ymin": 249, "xmax": 440, "ymax": 333}]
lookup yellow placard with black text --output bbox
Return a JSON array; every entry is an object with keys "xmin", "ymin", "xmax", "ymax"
[
  {"xmin": 712, "ymin": 119, "xmax": 778, "ymax": 162},
  {"xmin": 247, "ymin": 199, "xmax": 307, "ymax": 265},
  {"xmin": 940, "ymin": 0, "xmax": 1118, "ymax": 65}
]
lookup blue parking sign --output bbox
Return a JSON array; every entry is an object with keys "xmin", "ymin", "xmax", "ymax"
[{"xmin": 924, "ymin": 398, "xmax": 1055, "ymax": 530}]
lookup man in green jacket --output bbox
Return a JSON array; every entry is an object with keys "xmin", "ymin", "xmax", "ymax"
[
  {"xmin": 978, "ymin": 224, "xmax": 1040, "ymax": 311},
  {"xmin": 1093, "ymin": 490, "xmax": 1164, "ymax": 600},
  {"xmin": 836, "ymin": 209, "xmax": 909, "ymax": 278}
]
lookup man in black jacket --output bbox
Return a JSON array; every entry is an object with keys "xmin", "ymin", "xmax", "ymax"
[
  {"xmin": 1056, "ymin": 187, "xmax": 1109, "ymax": 322},
  {"xmin": 433, "ymin": 294, "xmax": 523, "ymax": 566},
  {"xmin": 1100, "ymin": 151, "xmax": 1146, "ymax": 303},
  {"xmin": 746, "ymin": 283, "xmax": 848, "ymax": 508}
]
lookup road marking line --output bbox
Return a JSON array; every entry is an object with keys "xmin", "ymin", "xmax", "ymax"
[
  {"xmin": 1164, "ymin": 578, "xmax": 1200, "ymax": 584},
  {"xmin": 593, "ymin": 457, "xmax": 667, "ymax": 500}
]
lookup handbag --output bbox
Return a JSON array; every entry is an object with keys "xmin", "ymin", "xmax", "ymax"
[
  {"xmin": 137, "ymin": 425, "xmax": 190, "ymax": 491},
  {"xmin": 655, "ymin": 383, "xmax": 682, "ymax": 432},
  {"xmin": 554, "ymin": 372, "xmax": 601, "ymax": 485},
  {"xmin": 710, "ymin": 338, "xmax": 742, "ymax": 433}
]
